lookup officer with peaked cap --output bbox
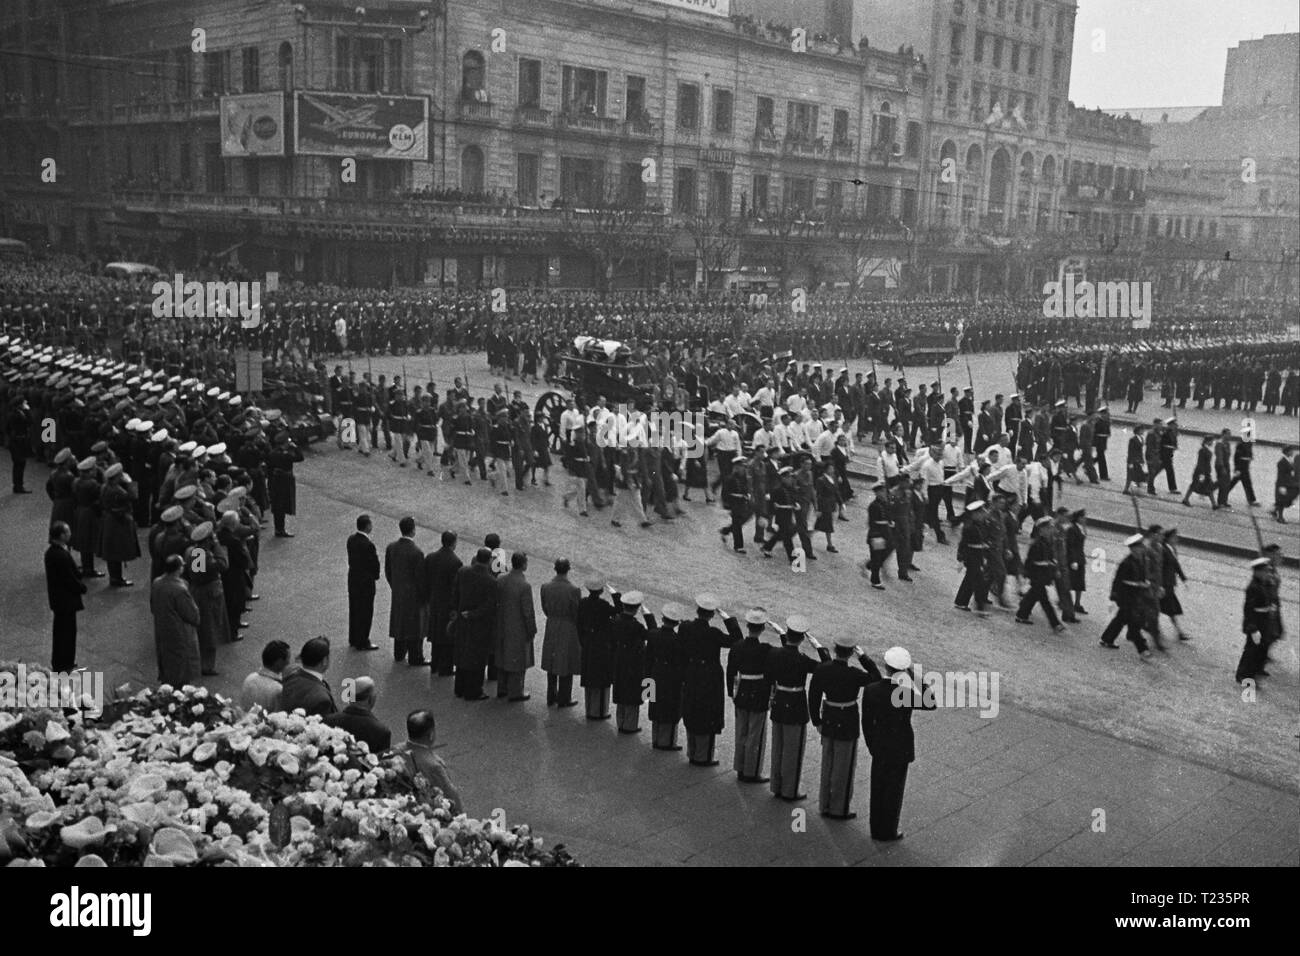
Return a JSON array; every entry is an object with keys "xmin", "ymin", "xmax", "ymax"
[
  {"xmin": 47, "ymin": 448, "xmax": 77, "ymax": 531},
  {"xmin": 646, "ymin": 602, "xmax": 688, "ymax": 750},
  {"xmin": 149, "ymin": 505, "xmax": 189, "ymax": 580},
  {"xmin": 610, "ymin": 590, "xmax": 650, "ymax": 734},
  {"xmin": 809, "ymin": 634, "xmax": 881, "ymax": 820},
  {"xmin": 577, "ymin": 577, "xmax": 617, "ymax": 719},
  {"xmin": 1236, "ymin": 556, "xmax": 1279, "ymax": 684},
  {"xmin": 70, "ymin": 456, "xmax": 104, "ymax": 578},
  {"xmin": 679, "ymin": 593, "xmax": 743, "ymax": 766},
  {"xmin": 184, "ymin": 520, "xmax": 230, "ymax": 676},
  {"xmin": 98, "ymin": 462, "xmax": 140, "ymax": 587},
  {"xmin": 1098, "ymin": 533, "xmax": 1153, "ymax": 658},
  {"xmin": 763, "ymin": 614, "xmax": 830, "ymax": 801},
  {"xmin": 864, "ymin": 645, "xmax": 934, "ymax": 841},
  {"xmin": 726, "ymin": 606, "xmax": 778, "ymax": 782}
]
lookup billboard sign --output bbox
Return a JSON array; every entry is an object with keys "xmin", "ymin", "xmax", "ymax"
[
  {"xmin": 220, "ymin": 92, "xmax": 286, "ymax": 157},
  {"xmin": 294, "ymin": 91, "xmax": 429, "ymax": 160},
  {"xmin": 644, "ymin": 0, "xmax": 731, "ymax": 16}
]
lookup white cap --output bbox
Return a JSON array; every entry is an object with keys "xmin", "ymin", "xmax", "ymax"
[
  {"xmin": 661, "ymin": 602, "xmax": 688, "ymax": 622},
  {"xmin": 695, "ymin": 593, "xmax": 720, "ymax": 611},
  {"xmin": 883, "ymin": 646, "xmax": 912, "ymax": 670},
  {"xmin": 207, "ymin": 442, "xmax": 227, "ymax": 456},
  {"xmin": 965, "ymin": 500, "xmax": 985, "ymax": 512},
  {"xmin": 1250, "ymin": 557, "xmax": 1271, "ymax": 568},
  {"xmin": 833, "ymin": 635, "xmax": 857, "ymax": 649},
  {"xmin": 785, "ymin": 615, "xmax": 810, "ymax": 634},
  {"xmin": 620, "ymin": 590, "xmax": 644, "ymax": 607},
  {"xmin": 743, "ymin": 607, "xmax": 768, "ymax": 626},
  {"xmin": 1124, "ymin": 533, "xmax": 1144, "ymax": 546}
]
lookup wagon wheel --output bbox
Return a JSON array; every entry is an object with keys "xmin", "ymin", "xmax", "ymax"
[{"xmin": 534, "ymin": 390, "xmax": 567, "ymax": 453}]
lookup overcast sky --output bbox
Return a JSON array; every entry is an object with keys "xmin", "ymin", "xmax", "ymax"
[{"xmin": 1068, "ymin": 0, "xmax": 1298, "ymax": 109}]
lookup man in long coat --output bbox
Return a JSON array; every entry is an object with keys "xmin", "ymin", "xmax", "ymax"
[
  {"xmin": 385, "ymin": 516, "xmax": 426, "ymax": 665},
  {"xmin": 423, "ymin": 530, "xmax": 463, "ymax": 676},
  {"xmin": 184, "ymin": 521, "xmax": 230, "ymax": 676},
  {"xmin": 151, "ymin": 554, "xmax": 202, "ymax": 685},
  {"xmin": 577, "ymin": 577, "xmax": 617, "ymax": 719},
  {"xmin": 610, "ymin": 591, "xmax": 650, "ymax": 733},
  {"xmin": 267, "ymin": 431, "xmax": 303, "ymax": 537},
  {"xmin": 679, "ymin": 594, "xmax": 742, "ymax": 767},
  {"xmin": 540, "ymin": 557, "xmax": 581, "ymax": 707},
  {"xmin": 645, "ymin": 603, "xmax": 688, "ymax": 750},
  {"xmin": 98, "ymin": 463, "xmax": 140, "ymax": 586},
  {"xmin": 495, "ymin": 552, "xmax": 537, "ymax": 701},
  {"xmin": 451, "ymin": 548, "xmax": 499, "ymax": 700}
]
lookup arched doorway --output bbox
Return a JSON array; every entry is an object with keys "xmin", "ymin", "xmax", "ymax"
[{"xmin": 987, "ymin": 147, "xmax": 1011, "ymax": 225}]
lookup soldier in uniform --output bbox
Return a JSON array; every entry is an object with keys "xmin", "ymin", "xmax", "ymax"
[
  {"xmin": 726, "ymin": 607, "xmax": 776, "ymax": 783},
  {"xmin": 809, "ymin": 635, "xmax": 881, "ymax": 820},
  {"xmin": 577, "ymin": 578, "xmax": 617, "ymax": 720},
  {"xmin": 266, "ymin": 432, "xmax": 303, "ymax": 538},
  {"xmin": 763, "ymin": 615, "xmax": 829, "ymax": 801},
  {"xmin": 679, "ymin": 593, "xmax": 742, "ymax": 767},
  {"xmin": 953, "ymin": 500, "xmax": 990, "ymax": 613},
  {"xmin": 98, "ymin": 462, "xmax": 140, "ymax": 587},
  {"xmin": 645, "ymin": 602, "xmax": 688, "ymax": 750},
  {"xmin": 1098, "ymin": 534, "xmax": 1153, "ymax": 658},
  {"xmin": 1236, "ymin": 557, "xmax": 1280, "ymax": 684},
  {"xmin": 610, "ymin": 590, "xmax": 650, "ymax": 734},
  {"xmin": 1015, "ymin": 517, "xmax": 1065, "ymax": 631},
  {"xmin": 863, "ymin": 645, "xmax": 934, "ymax": 842}
]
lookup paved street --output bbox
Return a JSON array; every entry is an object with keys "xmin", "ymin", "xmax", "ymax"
[{"xmin": 1, "ymin": 348, "xmax": 1296, "ymax": 866}]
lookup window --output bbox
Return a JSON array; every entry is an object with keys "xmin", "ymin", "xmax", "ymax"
[
  {"xmin": 752, "ymin": 173, "xmax": 769, "ymax": 211},
  {"xmin": 712, "ymin": 88, "xmax": 733, "ymax": 134},
  {"xmin": 1014, "ymin": 0, "xmax": 1024, "ymax": 23},
  {"xmin": 337, "ymin": 37, "xmax": 400, "ymax": 93},
  {"xmin": 832, "ymin": 108, "xmax": 850, "ymax": 146},
  {"xmin": 901, "ymin": 188, "xmax": 917, "ymax": 223},
  {"xmin": 1032, "ymin": 2, "xmax": 1041, "ymax": 28},
  {"xmin": 946, "ymin": 79, "xmax": 958, "ymax": 109},
  {"xmin": 826, "ymin": 179, "xmax": 843, "ymax": 212},
  {"xmin": 871, "ymin": 108, "xmax": 896, "ymax": 150},
  {"xmin": 516, "ymin": 153, "xmax": 539, "ymax": 204},
  {"xmin": 1027, "ymin": 46, "xmax": 1038, "ymax": 75},
  {"xmin": 461, "ymin": 146, "xmax": 485, "ymax": 193},
  {"xmin": 277, "ymin": 42, "xmax": 293, "ymax": 91},
  {"xmin": 950, "ymin": 24, "xmax": 965, "ymax": 56},
  {"xmin": 203, "ymin": 142, "xmax": 224, "ymax": 192},
  {"xmin": 866, "ymin": 183, "xmax": 890, "ymax": 220},
  {"xmin": 461, "ymin": 51, "xmax": 486, "ymax": 101},
  {"xmin": 787, "ymin": 101, "xmax": 818, "ymax": 141},
  {"xmin": 755, "ymin": 96, "xmax": 775, "ymax": 137},
  {"xmin": 1010, "ymin": 42, "xmax": 1020, "ymax": 72},
  {"xmin": 1051, "ymin": 54, "xmax": 1061, "ymax": 84},
  {"xmin": 517, "ymin": 58, "xmax": 541, "ymax": 109},
  {"xmin": 677, "ymin": 82, "xmax": 700, "ymax": 130},
  {"xmin": 202, "ymin": 50, "xmax": 229, "ymax": 96},
  {"xmin": 992, "ymin": 37, "xmax": 1004, "ymax": 68},
  {"xmin": 905, "ymin": 121, "xmax": 922, "ymax": 158},
  {"xmin": 560, "ymin": 156, "xmax": 603, "ymax": 205},
  {"xmin": 562, "ymin": 66, "xmax": 607, "ymax": 116},
  {"xmin": 786, "ymin": 175, "xmax": 814, "ymax": 210},
  {"xmin": 1208, "ymin": 221, "xmax": 1217, "ymax": 238},
  {"xmin": 242, "ymin": 47, "xmax": 259, "ymax": 92},
  {"xmin": 974, "ymin": 31, "xmax": 985, "ymax": 62},
  {"xmin": 708, "ymin": 170, "xmax": 731, "ymax": 216},
  {"xmin": 674, "ymin": 165, "xmax": 698, "ymax": 213},
  {"xmin": 621, "ymin": 161, "xmax": 646, "ymax": 205},
  {"xmin": 970, "ymin": 82, "xmax": 984, "ymax": 120},
  {"xmin": 996, "ymin": 0, "xmax": 1006, "ymax": 17},
  {"xmin": 1048, "ymin": 97, "xmax": 1058, "ymax": 127},
  {"xmin": 626, "ymin": 75, "xmax": 646, "ymax": 121}
]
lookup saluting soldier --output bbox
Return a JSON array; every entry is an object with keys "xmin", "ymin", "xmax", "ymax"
[
  {"xmin": 577, "ymin": 577, "xmax": 617, "ymax": 720},
  {"xmin": 645, "ymin": 602, "xmax": 688, "ymax": 750},
  {"xmin": 610, "ymin": 590, "xmax": 651, "ymax": 734},
  {"xmin": 726, "ymin": 607, "xmax": 776, "ymax": 783},
  {"xmin": 763, "ymin": 615, "xmax": 829, "ymax": 801},
  {"xmin": 679, "ymin": 593, "xmax": 742, "ymax": 767},
  {"xmin": 809, "ymin": 635, "xmax": 881, "ymax": 820},
  {"xmin": 98, "ymin": 462, "xmax": 140, "ymax": 587},
  {"xmin": 266, "ymin": 432, "xmax": 303, "ymax": 538},
  {"xmin": 864, "ymin": 646, "xmax": 934, "ymax": 842}
]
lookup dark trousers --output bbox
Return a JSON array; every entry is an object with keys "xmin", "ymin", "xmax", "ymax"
[
  {"xmin": 79, "ymin": 549, "xmax": 97, "ymax": 574},
  {"xmin": 869, "ymin": 758, "xmax": 908, "ymax": 839},
  {"xmin": 955, "ymin": 559, "xmax": 988, "ymax": 610},
  {"xmin": 348, "ymin": 582, "xmax": 375, "ymax": 647},
  {"xmin": 584, "ymin": 684, "xmax": 611, "ymax": 718},
  {"xmin": 868, "ymin": 541, "xmax": 894, "ymax": 585},
  {"xmin": 1016, "ymin": 582, "xmax": 1061, "ymax": 626},
  {"xmin": 925, "ymin": 487, "xmax": 948, "ymax": 541},
  {"xmin": 1229, "ymin": 467, "xmax": 1256, "ymax": 504},
  {"xmin": 11, "ymin": 452, "xmax": 26, "ymax": 492},
  {"xmin": 273, "ymin": 510, "xmax": 287, "ymax": 534},
  {"xmin": 937, "ymin": 477, "xmax": 956, "ymax": 521},
  {"xmin": 454, "ymin": 660, "xmax": 486, "ymax": 699},
  {"xmin": 1161, "ymin": 454, "xmax": 1178, "ymax": 492},
  {"xmin": 761, "ymin": 521, "xmax": 795, "ymax": 559},
  {"xmin": 107, "ymin": 560, "xmax": 126, "ymax": 583},
  {"xmin": 723, "ymin": 510, "xmax": 748, "ymax": 549},
  {"xmin": 1094, "ymin": 444, "xmax": 1109, "ymax": 480},
  {"xmin": 546, "ymin": 672, "xmax": 574, "ymax": 705},
  {"xmin": 430, "ymin": 642, "xmax": 455, "ymax": 675},
  {"xmin": 1215, "ymin": 470, "xmax": 1232, "ymax": 506},
  {"xmin": 1100, "ymin": 605, "xmax": 1149, "ymax": 652},
  {"xmin": 1235, "ymin": 636, "xmax": 1264, "ymax": 682},
  {"xmin": 52, "ymin": 609, "xmax": 78, "ymax": 671}
]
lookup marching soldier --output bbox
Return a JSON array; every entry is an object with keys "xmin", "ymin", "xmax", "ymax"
[
  {"xmin": 809, "ymin": 635, "xmax": 881, "ymax": 820},
  {"xmin": 1236, "ymin": 557, "xmax": 1280, "ymax": 685},
  {"xmin": 1098, "ymin": 534, "xmax": 1153, "ymax": 658}
]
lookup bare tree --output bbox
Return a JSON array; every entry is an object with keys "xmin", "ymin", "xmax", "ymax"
[
  {"xmin": 747, "ymin": 202, "xmax": 825, "ymax": 291},
  {"xmin": 682, "ymin": 211, "xmax": 740, "ymax": 292},
  {"xmin": 557, "ymin": 183, "xmax": 675, "ymax": 291}
]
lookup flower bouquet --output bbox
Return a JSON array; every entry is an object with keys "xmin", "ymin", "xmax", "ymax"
[{"xmin": 0, "ymin": 665, "xmax": 578, "ymax": 868}]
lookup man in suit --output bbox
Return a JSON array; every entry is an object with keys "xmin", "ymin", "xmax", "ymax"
[
  {"xmin": 45, "ymin": 521, "xmax": 87, "ymax": 671},
  {"xmin": 385, "ymin": 516, "xmax": 426, "ymax": 664},
  {"xmin": 395, "ymin": 710, "xmax": 464, "ymax": 815},
  {"xmin": 150, "ymin": 554, "xmax": 202, "ymax": 686},
  {"xmin": 324, "ymin": 676, "xmax": 392, "ymax": 753},
  {"xmin": 863, "ymin": 646, "xmax": 935, "ymax": 841},
  {"xmin": 6, "ymin": 395, "xmax": 33, "ymax": 494},
  {"xmin": 347, "ymin": 514, "xmax": 380, "ymax": 650},
  {"xmin": 280, "ymin": 636, "xmax": 338, "ymax": 716},
  {"xmin": 495, "ymin": 552, "xmax": 537, "ymax": 701},
  {"xmin": 451, "ymin": 548, "xmax": 499, "ymax": 701},
  {"xmin": 540, "ymin": 557, "xmax": 582, "ymax": 707},
  {"xmin": 423, "ymin": 530, "xmax": 463, "ymax": 676}
]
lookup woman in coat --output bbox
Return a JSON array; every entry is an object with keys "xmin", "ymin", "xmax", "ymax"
[
  {"xmin": 1064, "ymin": 509, "xmax": 1088, "ymax": 613},
  {"xmin": 1159, "ymin": 529, "xmax": 1190, "ymax": 642},
  {"xmin": 529, "ymin": 415, "xmax": 553, "ymax": 486},
  {"xmin": 1122, "ymin": 426, "xmax": 1146, "ymax": 495},
  {"xmin": 1180, "ymin": 436, "xmax": 1217, "ymax": 508},
  {"xmin": 812, "ymin": 463, "xmax": 841, "ymax": 552},
  {"xmin": 540, "ymin": 559, "xmax": 581, "ymax": 706},
  {"xmin": 151, "ymin": 555, "xmax": 202, "ymax": 686}
]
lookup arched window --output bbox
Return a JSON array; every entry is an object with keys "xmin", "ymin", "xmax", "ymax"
[
  {"xmin": 1040, "ymin": 154, "xmax": 1055, "ymax": 184},
  {"xmin": 1019, "ymin": 151, "xmax": 1035, "ymax": 180},
  {"xmin": 965, "ymin": 143, "xmax": 983, "ymax": 174},
  {"xmin": 879, "ymin": 100, "xmax": 892, "ymax": 114},
  {"xmin": 461, "ymin": 51, "xmax": 486, "ymax": 102},
  {"xmin": 278, "ymin": 42, "xmax": 293, "ymax": 91},
  {"xmin": 461, "ymin": 145, "xmax": 485, "ymax": 193}
]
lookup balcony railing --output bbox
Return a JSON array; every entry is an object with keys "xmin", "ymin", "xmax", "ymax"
[
  {"xmin": 556, "ymin": 111, "xmax": 619, "ymax": 134},
  {"xmin": 456, "ymin": 100, "xmax": 495, "ymax": 122},
  {"xmin": 623, "ymin": 116, "xmax": 656, "ymax": 139},
  {"xmin": 514, "ymin": 106, "xmax": 550, "ymax": 128},
  {"xmin": 829, "ymin": 142, "xmax": 855, "ymax": 163},
  {"xmin": 782, "ymin": 136, "xmax": 825, "ymax": 157},
  {"xmin": 752, "ymin": 134, "xmax": 779, "ymax": 153}
]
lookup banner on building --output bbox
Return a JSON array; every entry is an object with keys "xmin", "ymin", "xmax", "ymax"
[
  {"xmin": 643, "ymin": 0, "xmax": 731, "ymax": 16},
  {"xmin": 220, "ymin": 93, "xmax": 286, "ymax": 157},
  {"xmin": 294, "ymin": 92, "xmax": 429, "ymax": 160}
]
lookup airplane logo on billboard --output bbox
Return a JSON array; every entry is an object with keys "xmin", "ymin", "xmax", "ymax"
[{"xmin": 301, "ymin": 94, "xmax": 385, "ymax": 133}]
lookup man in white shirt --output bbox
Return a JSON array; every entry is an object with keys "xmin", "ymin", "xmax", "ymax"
[
  {"xmin": 991, "ymin": 456, "xmax": 1025, "ymax": 501},
  {"xmin": 1020, "ymin": 457, "xmax": 1048, "ymax": 528},
  {"xmin": 771, "ymin": 412, "xmax": 792, "ymax": 453},
  {"xmin": 706, "ymin": 419, "xmax": 741, "ymax": 494},
  {"xmin": 723, "ymin": 386, "xmax": 748, "ymax": 419},
  {"xmin": 239, "ymin": 639, "xmax": 291, "ymax": 711},
  {"xmin": 786, "ymin": 391, "xmax": 808, "ymax": 416},
  {"xmin": 903, "ymin": 445, "xmax": 949, "ymax": 544},
  {"xmin": 750, "ymin": 421, "xmax": 772, "ymax": 451},
  {"xmin": 805, "ymin": 409, "xmax": 824, "ymax": 444},
  {"xmin": 559, "ymin": 398, "xmax": 585, "ymax": 448},
  {"xmin": 753, "ymin": 382, "xmax": 776, "ymax": 416},
  {"xmin": 812, "ymin": 419, "xmax": 837, "ymax": 462}
]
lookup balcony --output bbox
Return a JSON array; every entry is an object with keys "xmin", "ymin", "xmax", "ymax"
[
  {"xmin": 105, "ymin": 97, "xmax": 220, "ymax": 124},
  {"xmin": 829, "ymin": 142, "xmax": 855, "ymax": 163},
  {"xmin": 456, "ymin": 100, "xmax": 496, "ymax": 123},
  {"xmin": 752, "ymin": 133, "xmax": 779, "ymax": 154},
  {"xmin": 623, "ymin": 116, "xmax": 656, "ymax": 140},
  {"xmin": 513, "ymin": 106, "xmax": 550, "ymax": 129},
  {"xmin": 782, "ymin": 136, "xmax": 825, "ymax": 158},
  {"xmin": 556, "ymin": 111, "xmax": 619, "ymax": 135}
]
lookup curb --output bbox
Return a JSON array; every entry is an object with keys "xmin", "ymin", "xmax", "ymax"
[{"xmin": 843, "ymin": 463, "xmax": 1298, "ymax": 569}]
